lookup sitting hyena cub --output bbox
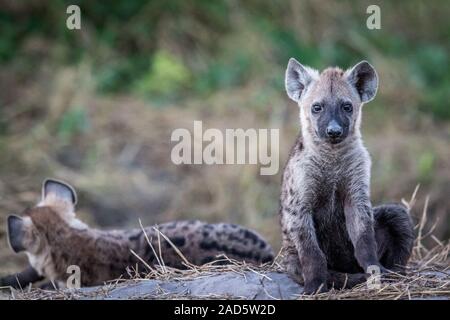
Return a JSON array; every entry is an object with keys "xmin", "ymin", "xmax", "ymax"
[
  {"xmin": 280, "ymin": 58, "xmax": 414, "ymax": 294},
  {"xmin": 2, "ymin": 179, "xmax": 274, "ymax": 288}
]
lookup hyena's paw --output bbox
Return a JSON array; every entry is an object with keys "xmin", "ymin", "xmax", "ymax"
[
  {"xmin": 285, "ymin": 263, "xmax": 304, "ymax": 284},
  {"xmin": 328, "ymin": 271, "xmax": 368, "ymax": 290},
  {"xmin": 366, "ymin": 264, "xmax": 395, "ymax": 282},
  {"xmin": 280, "ymin": 252, "xmax": 304, "ymax": 284},
  {"xmin": 304, "ymin": 278, "xmax": 328, "ymax": 295}
]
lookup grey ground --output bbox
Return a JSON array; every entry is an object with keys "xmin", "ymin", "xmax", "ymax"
[
  {"xmin": 76, "ymin": 271, "xmax": 303, "ymax": 300},
  {"xmin": 1, "ymin": 267, "xmax": 449, "ymax": 300}
]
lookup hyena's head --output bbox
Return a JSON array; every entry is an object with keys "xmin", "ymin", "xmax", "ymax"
[
  {"xmin": 285, "ymin": 58, "xmax": 378, "ymax": 146},
  {"xmin": 6, "ymin": 179, "xmax": 83, "ymax": 262}
]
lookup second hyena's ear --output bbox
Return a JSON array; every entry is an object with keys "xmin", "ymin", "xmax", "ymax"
[
  {"xmin": 345, "ymin": 61, "xmax": 378, "ymax": 103},
  {"xmin": 285, "ymin": 58, "xmax": 318, "ymax": 102},
  {"xmin": 7, "ymin": 215, "xmax": 26, "ymax": 253},
  {"xmin": 41, "ymin": 179, "xmax": 77, "ymax": 211}
]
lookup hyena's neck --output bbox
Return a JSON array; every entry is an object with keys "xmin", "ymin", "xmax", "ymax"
[{"xmin": 38, "ymin": 224, "xmax": 133, "ymax": 280}]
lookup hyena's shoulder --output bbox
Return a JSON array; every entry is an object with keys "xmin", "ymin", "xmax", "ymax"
[
  {"xmin": 280, "ymin": 133, "xmax": 305, "ymax": 193},
  {"xmin": 287, "ymin": 133, "xmax": 305, "ymax": 162}
]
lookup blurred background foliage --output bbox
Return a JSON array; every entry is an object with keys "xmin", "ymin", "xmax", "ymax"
[{"xmin": 0, "ymin": 0, "xmax": 449, "ymax": 273}]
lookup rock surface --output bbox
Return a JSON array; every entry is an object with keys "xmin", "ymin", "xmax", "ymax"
[
  {"xmin": 2, "ymin": 269, "xmax": 448, "ymax": 300},
  {"xmin": 78, "ymin": 271, "xmax": 303, "ymax": 300}
]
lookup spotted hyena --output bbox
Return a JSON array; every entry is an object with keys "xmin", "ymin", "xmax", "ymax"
[
  {"xmin": 280, "ymin": 58, "xmax": 414, "ymax": 294},
  {"xmin": 2, "ymin": 179, "xmax": 274, "ymax": 288}
]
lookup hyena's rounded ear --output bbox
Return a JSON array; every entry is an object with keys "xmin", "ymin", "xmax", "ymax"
[
  {"xmin": 345, "ymin": 61, "xmax": 378, "ymax": 103},
  {"xmin": 285, "ymin": 58, "xmax": 318, "ymax": 102},
  {"xmin": 41, "ymin": 179, "xmax": 77, "ymax": 209},
  {"xmin": 7, "ymin": 215, "xmax": 25, "ymax": 253}
]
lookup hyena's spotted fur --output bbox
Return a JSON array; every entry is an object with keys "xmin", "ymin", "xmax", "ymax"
[
  {"xmin": 2, "ymin": 180, "xmax": 274, "ymax": 288},
  {"xmin": 280, "ymin": 59, "xmax": 414, "ymax": 294}
]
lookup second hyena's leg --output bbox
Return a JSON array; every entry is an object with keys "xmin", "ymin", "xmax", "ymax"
[
  {"xmin": 0, "ymin": 266, "xmax": 44, "ymax": 289},
  {"xmin": 373, "ymin": 204, "xmax": 414, "ymax": 273}
]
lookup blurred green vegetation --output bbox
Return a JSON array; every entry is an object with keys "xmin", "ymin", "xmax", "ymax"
[
  {"xmin": 1, "ymin": 0, "xmax": 449, "ymax": 117},
  {"xmin": 58, "ymin": 106, "xmax": 89, "ymax": 144}
]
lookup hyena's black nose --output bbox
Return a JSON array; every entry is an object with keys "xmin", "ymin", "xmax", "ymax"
[{"xmin": 326, "ymin": 121, "xmax": 343, "ymax": 138}]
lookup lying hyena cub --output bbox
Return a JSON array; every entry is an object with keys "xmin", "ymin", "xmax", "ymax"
[
  {"xmin": 2, "ymin": 179, "xmax": 274, "ymax": 288},
  {"xmin": 280, "ymin": 58, "xmax": 414, "ymax": 294}
]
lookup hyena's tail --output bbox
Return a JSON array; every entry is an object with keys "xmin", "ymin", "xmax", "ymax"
[{"xmin": 373, "ymin": 203, "xmax": 414, "ymax": 273}]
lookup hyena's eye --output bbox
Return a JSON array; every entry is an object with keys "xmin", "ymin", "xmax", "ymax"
[
  {"xmin": 342, "ymin": 103, "xmax": 353, "ymax": 113},
  {"xmin": 311, "ymin": 104, "xmax": 323, "ymax": 114}
]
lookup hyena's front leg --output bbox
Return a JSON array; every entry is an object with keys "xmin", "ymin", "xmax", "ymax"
[
  {"xmin": 280, "ymin": 231, "xmax": 303, "ymax": 284},
  {"xmin": 344, "ymin": 194, "xmax": 381, "ymax": 273},
  {"xmin": 282, "ymin": 207, "xmax": 328, "ymax": 294}
]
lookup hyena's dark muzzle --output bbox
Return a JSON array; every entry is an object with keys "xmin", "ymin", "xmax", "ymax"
[{"xmin": 314, "ymin": 104, "xmax": 351, "ymax": 144}]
